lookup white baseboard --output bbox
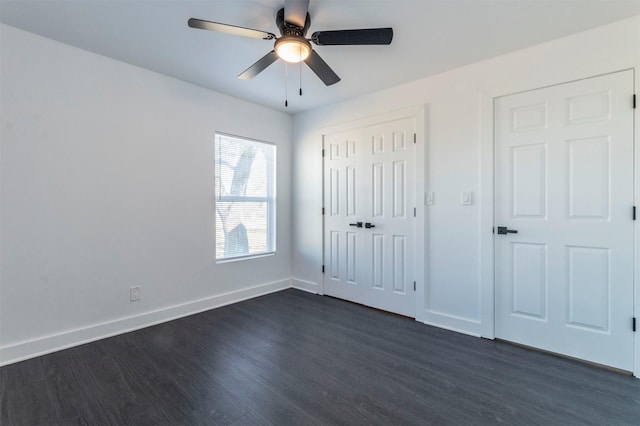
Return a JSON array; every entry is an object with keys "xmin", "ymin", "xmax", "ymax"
[
  {"xmin": 291, "ymin": 278, "xmax": 319, "ymax": 294},
  {"xmin": 0, "ymin": 279, "xmax": 291, "ymax": 366},
  {"xmin": 420, "ymin": 309, "xmax": 482, "ymax": 338}
]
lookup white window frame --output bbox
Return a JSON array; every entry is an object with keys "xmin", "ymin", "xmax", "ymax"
[{"xmin": 214, "ymin": 132, "xmax": 276, "ymax": 262}]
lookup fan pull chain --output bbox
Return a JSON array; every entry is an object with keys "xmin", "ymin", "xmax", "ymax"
[
  {"xmin": 284, "ymin": 63, "xmax": 288, "ymax": 107},
  {"xmin": 299, "ymin": 50, "xmax": 303, "ymax": 96}
]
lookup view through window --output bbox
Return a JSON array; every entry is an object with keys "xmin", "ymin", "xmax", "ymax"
[{"xmin": 215, "ymin": 133, "xmax": 276, "ymax": 260}]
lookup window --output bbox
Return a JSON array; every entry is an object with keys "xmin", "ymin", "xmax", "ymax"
[{"xmin": 215, "ymin": 133, "xmax": 276, "ymax": 260}]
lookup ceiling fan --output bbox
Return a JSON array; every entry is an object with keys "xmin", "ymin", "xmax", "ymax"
[{"xmin": 188, "ymin": 0, "xmax": 393, "ymax": 86}]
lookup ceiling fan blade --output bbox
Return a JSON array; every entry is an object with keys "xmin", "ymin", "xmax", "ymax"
[
  {"xmin": 311, "ymin": 28, "xmax": 393, "ymax": 46},
  {"xmin": 238, "ymin": 51, "xmax": 279, "ymax": 80},
  {"xmin": 304, "ymin": 50, "xmax": 340, "ymax": 86},
  {"xmin": 284, "ymin": 0, "xmax": 309, "ymax": 28},
  {"xmin": 188, "ymin": 18, "xmax": 275, "ymax": 40}
]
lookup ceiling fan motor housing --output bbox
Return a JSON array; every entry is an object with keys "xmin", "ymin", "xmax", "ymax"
[{"xmin": 276, "ymin": 8, "xmax": 310, "ymax": 37}]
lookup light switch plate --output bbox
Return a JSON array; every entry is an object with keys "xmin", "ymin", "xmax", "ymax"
[{"xmin": 425, "ymin": 192, "xmax": 434, "ymax": 205}]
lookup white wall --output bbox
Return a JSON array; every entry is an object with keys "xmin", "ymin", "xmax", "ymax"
[
  {"xmin": 292, "ymin": 16, "xmax": 640, "ymax": 375},
  {"xmin": 0, "ymin": 24, "xmax": 293, "ymax": 365}
]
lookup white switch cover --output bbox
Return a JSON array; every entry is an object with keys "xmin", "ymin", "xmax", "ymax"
[
  {"xmin": 425, "ymin": 192, "xmax": 434, "ymax": 205},
  {"xmin": 461, "ymin": 191, "xmax": 473, "ymax": 205}
]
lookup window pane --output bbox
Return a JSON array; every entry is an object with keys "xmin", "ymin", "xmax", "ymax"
[
  {"xmin": 215, "ymin": 201, "xmax": 271, "ymax": 259},
  {"xmin": 215, "ymin": 134, "xmax": 275, "ymax": 260},
  {"xmin": 245, "ymin": 150, "xmax": 269, "ymax": 198},
  {"xmin": 217, "ymin": 138, "xmax": 273, "ymax": 199}
]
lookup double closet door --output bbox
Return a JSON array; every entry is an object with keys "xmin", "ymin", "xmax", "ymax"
[{"xmin": 323, "ymin": 117, "xmax": 417, "ymax": 317}]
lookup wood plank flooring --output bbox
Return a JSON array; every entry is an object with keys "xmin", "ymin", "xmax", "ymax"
[{"xmin": 2, "ymin": 288, "xmax": 640, "ymax": 425}]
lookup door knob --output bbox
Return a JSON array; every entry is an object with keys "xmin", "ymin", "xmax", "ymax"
[
  {"xmin": 364, "ymin": 222, "xmax": 375, "ymax": 229},
  {"xmin": 496, "ymin": 226, "xmax": 518, "ymax": 235},
  {"xmin": 349, "ymin": 222, "xmax": 363, "ymax": 228}
]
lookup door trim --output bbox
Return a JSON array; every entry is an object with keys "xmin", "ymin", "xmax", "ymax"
[
  {"xmin": 320, "ymin": 106, "xmax": 427, "ymax": 320},
  {"xmin": 480, "ymin": 68, "xmax": 637, "ymax": 376}
]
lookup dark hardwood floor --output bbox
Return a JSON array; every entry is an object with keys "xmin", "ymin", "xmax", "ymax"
[{"xmin": 2, "ymin": 289, "xmax": 640, "ymax": 425}]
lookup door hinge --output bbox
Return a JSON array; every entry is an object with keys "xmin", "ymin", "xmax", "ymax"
[
  {"xmin": 413, "ymin": 133, "xmax": 417, "ymax": 144},
  {"xmin": 633, "ymin": 317, "xmax": 636, "ymax": 332},
  {"xmin": 633, "ymin": 206, "xmax": 636, "ymax": 221},
  {"xmin": 414, "ymin": 207, "xmax": 416, "ymax": 217},
  {"xmin": 322, "ymin": 207, "xmax": 325, "ymax": 215},
  {"xmin": 413, "ymin": 281, "xmax": 416, "ymax": 291},
  {"xmin": 633, "ymin": 94, "xmax": 636, "ymax": 109},
  {"xmin": 322, "ymin": 265, "xmax": 325, "ymax": 274},
  {"xmin": 322, "ymin": 149, "xmax": 325, "ymax": 157}
]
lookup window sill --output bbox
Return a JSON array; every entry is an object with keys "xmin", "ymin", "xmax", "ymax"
[{"xmin": 216, "ymin": 252, "xmax": 276, "ymax": 264}]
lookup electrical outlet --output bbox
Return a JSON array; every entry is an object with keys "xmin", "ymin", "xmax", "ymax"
[{"xmin": 130, "ymin": 286, "xmax": 141, "ymax": 302}]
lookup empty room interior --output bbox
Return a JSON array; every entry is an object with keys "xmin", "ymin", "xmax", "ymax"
[{"xmin": 2, "ymin": 0, "xmax": 640, "ymax": 424}]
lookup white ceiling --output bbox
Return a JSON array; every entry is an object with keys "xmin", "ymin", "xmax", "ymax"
[{"xmin": 2, "ymin": 0, "xmax": 639, "ymax": 114}]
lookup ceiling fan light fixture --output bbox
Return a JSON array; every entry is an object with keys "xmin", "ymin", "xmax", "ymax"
[
  {"xmin": 275, "ymin": 37, "xmax": 311, "ymax": 63},
  {"xmin": 189, "ymin": 1, "xmax": 393, "ymax": 86}
]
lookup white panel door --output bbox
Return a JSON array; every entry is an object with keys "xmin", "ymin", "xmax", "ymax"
[
  {"xmin": 324, "ymin": 117, "xmax": 416, "ymax": 317},
  {"xmin": 494, "ymin": 70, "xmax": 634, "ymax": 370}
]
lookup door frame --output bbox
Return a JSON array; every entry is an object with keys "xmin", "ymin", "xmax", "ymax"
[
  {"xmin": 479, "ymin": 68, "xmax": 638, "ymax": 376},
  {"xmin": 320, "ymin": 106, "xmax": 427, "ymax": 320}
]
